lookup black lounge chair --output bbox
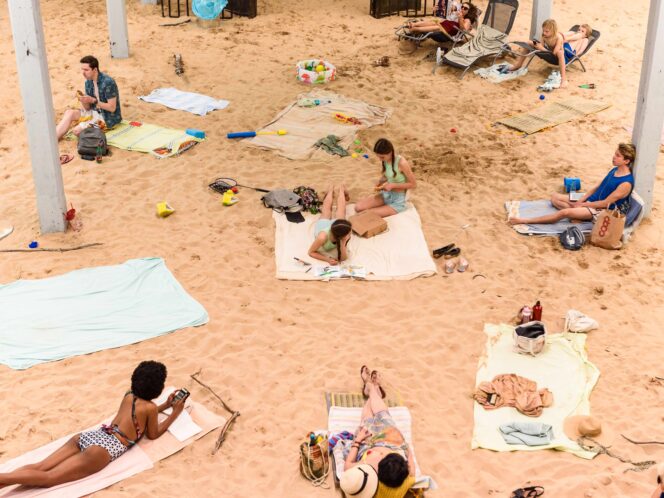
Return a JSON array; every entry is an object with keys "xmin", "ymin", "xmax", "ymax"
[{"xmin": 519, "ymin": 25, "xmax": 601, "ymax": 73}]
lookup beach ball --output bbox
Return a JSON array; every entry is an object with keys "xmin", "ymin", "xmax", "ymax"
[{"xmin": 315, "ymin": 64, "xmax": 325, "ymax": 73}]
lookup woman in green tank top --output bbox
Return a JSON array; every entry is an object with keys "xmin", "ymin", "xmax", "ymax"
[
  {"xmin": 355, "ymin": 138, "xmax": 417, "ymax": 218},
  {"xmin": 308, "ymin": 185, "xmax": 352, "ymax": 265}
]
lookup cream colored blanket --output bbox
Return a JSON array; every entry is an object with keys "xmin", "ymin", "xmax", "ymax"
[
  {"xmin": 245, "ymin": 91, "xmax": 391, "ymax": 160},
  {"xmin": 274, "ymin": 204, "xmax": 437, "ymax": 281},
  {"xmin": 472, "ymin": 324, "xmax": 600, "ymax": 459}
]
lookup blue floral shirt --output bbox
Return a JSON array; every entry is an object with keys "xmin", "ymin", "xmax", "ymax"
[{"xmin": 85, "ymin": 72, "xmax": 122, "ymax": 129}]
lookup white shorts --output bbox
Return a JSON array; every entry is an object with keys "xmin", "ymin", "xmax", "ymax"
[{"xmin": 76, "ymin": 110, "xmax": 105, "ymax": 131}]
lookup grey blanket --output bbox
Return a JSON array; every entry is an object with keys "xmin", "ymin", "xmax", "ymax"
[
  {"xmin": 444, "ymin": 24, "xmax": 507, "ymax": 67},
  {"xmin": 499, "ymin": 422, "xmax": 554, "ymax": 446}
]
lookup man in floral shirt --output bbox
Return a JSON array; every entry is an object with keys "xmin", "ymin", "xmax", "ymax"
[{"xmin": 56, "ymin": 55, "xmax": 122, "ymax": 140}]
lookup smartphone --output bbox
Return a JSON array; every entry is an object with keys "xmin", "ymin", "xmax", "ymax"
[{"xmin": 173, "ymin": 388, "xmax": 190, "ymax": 403}]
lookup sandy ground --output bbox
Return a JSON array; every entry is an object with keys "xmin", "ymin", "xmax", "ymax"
[{"xmin": 1, "ymin": 0, "xmax": 664, "ymax": 496}]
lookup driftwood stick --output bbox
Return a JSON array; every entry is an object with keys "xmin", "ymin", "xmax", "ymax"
[
  {"xmin": 0, "ymin": 243, "xmax": 103, "ymax": 253},
  {"xmin": 159, "ymin": 19, "xmax": 191, "ymax": 26},
  {"xmin": 622, "ymin": 434, "xmax": 664, "ymax": 445},
  {"xmin": 190, "ymin": 370, "xmax": 240, "ymax": 454}
]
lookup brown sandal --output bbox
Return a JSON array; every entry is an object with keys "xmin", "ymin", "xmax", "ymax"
[
  {"xmin": 511, "ymin": 486, "xmax": 544, "ymax": 498},
  {"xmin": 361, "ymin": 365, "xmax": 371, "ymax": 398},
  {"xmin": 370, "ymin": 370, "xmax": 386, "ymax": 399}
]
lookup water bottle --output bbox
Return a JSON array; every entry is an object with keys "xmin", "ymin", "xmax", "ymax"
[
  {"xmin": 95, "ymin": 140, "xmax": 104, "ymax": 163},
  {"xmin": 532, "ymin": 301, "xmax": 543, "ymax": 321},
  {"xmin": 520, "ymin": 306, "xmax": 533, "ymax": 324},
  {"xmin": 308, "ymin": 432, "xmax": 317, "ymax": 447}
]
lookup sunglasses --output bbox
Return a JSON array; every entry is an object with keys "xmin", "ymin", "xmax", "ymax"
[{"xmin": 461, "ymin": 5, "xmax": 469, "ymax": 9}]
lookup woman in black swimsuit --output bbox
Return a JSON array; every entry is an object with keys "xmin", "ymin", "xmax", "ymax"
[{"xmin": 0, "ymin": 361, "xmax": 184, "ymax": 489}]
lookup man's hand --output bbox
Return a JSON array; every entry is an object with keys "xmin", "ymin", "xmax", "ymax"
[{"xmin": 78, "ymin": 95, "xmax": 96, "ymax": 105}]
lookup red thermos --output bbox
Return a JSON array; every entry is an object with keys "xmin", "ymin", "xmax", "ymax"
[{"xmin": 533, "ymin": 301, "xmax": 543, "ymax": 321}]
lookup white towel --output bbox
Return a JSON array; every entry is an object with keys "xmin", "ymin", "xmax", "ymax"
[
  {"xmin": 139, "ymin": 88, "xmax": 229, "ymax": 116},
  {"xmin": 474, "ymin": 63, "xmax": 528, "ymax": 83}
]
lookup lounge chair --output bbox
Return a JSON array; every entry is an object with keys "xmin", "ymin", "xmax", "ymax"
[
  {"xmin": 394, "ymin": 12, "xmax": 479, "ymax": 54},
  {"xmin": 503, "ymin": 25, "xmax": 601, "ymax": 73},
  {"xmin": 434, "ymin": 0, "xmax": 519, "ymax": 77}
]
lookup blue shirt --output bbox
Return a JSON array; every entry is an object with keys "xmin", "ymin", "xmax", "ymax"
[
  {"xmin": 587, "ymin": 167, "xmax": 633, "ymax": 211},
  {"xmin": 85, "ymin": 72, "xmax": 122, "ymax": 129}
]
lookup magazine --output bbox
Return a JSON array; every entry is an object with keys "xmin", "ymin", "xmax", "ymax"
[{"xmin": 314, "ymin": 265, "xmax": 367, "ymax": 279}]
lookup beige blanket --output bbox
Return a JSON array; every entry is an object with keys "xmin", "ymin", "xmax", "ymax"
[
  {"xmin": 0, "ymin": 400, "xmax": 225, "ymax": 497},
  {"xmin": 245, "ymin": 91, "xmax": 391, "ymax": 160},
  {"xmin": 274, "ymin": 204, "xmax": 437, "ymax": 281}
]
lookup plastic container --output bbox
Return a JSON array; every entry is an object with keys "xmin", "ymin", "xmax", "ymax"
[
  {"xmin": 296, "ymin": 60, "xmax": 336, "ymax": 85},
  {"xmin": 533, "ymin": 301, "xmax": 543, "ymax": 321},
  {"xmin": 186, "ymin": 128, "xmax": 206, "ymax": 139},
  {"xmin": 564, "ymin": 177, "xmax": 581, "ymax": 193}
]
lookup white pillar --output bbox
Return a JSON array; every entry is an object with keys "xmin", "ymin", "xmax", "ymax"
[
  {"xmin": 530, "ymin": 0, "xmax": 552, "ymax": 40},
  {"xmin": 106, "ymin": 0, "xmax": 129, "ymax": 59},
  {"xmin": 8, "ymin": 0, "xmax": 67, "ymax": 234},
  {"xmin": 632, "ymin": 0, "xmax": 664, "ymax": 217}
]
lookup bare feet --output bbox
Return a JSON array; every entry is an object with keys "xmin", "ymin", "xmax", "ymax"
[{"xmin": 370, "ymin": 370, "xmax": 386, "ymax": 399}]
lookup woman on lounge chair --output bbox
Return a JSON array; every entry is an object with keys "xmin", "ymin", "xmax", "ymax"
[
  {"xmin": 509, "ymin": 143, "xmax": 636, "ymax": 225},
  {"xmin": 355, "ymin": 138, "xmax": 416, "ymax": 218},
  {"xmin": 407, "ymin": 1, "xmax": 478, "ymax": 38},
  {"xmin": 308, "ymin": 184, "xmax": 352, "ymax": 265},
  {"xmin": 0, "ymin": 361, "xmax": 184, "ymax": 490},
  {"xmin": 341, "ymin": 368, "xmax": 415, "ymax": 496}
]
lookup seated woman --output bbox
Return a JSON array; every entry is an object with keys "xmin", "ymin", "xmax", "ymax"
[
  {"xmin": 509, "ymin": 143, "xmax": 636, "ymax": 225},
  {"xmin": 355, "ymin": 138, "xmax": 416, "ymax": 218},
  {"xmin": 308, "ymin": 184, "xmax": 352, "ymax": 265},
  {"xmin": 342, "ymin": 368, "xmax": 416, "ymax": 495},
  {"xmin": 407, "ymin": 2, "xmax": 478, "ymax": 39},
  {"xmin": 0, "ymin": 361, "xmax": 184, "ymax": 490}
]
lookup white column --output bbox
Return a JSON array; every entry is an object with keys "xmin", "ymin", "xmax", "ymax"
[
  {"xmin": 8, "ymin": 0, "xmax": 67, "ymax": 234},
  {"xmin": 106, "ymin": 0, "xmax": 129, "ymax": 59},
  {"xmin": 530, "ymin": 0, "xmax": 552, "ymax": 40},
  {"xmin": 632, "ymin": 0, "xmax": 664, "ymax": 217}
]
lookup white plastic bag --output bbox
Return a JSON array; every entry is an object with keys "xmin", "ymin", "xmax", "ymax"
[{"xmin": 563, "ymin": 309, "xmax": 599, "ymax": 333}]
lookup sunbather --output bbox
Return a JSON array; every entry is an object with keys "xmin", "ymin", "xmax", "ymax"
[
  {"xmin": 343, "ymin": 368, "xmax": 415, "ymax": 493},
  {"xmin": 509, "ymin": 143, "xmax": 636, "ymax": 225},
  {"xmin": 406, "ymin": 2, "xmax": 478, "ymax": 38},
  {"xmin": 652, "ymin": 462, "xmax": 664, "ymax": 498},
  {"xmin": 504, "ymin": 19, "xmax": 571, "ymax": 87},
  {"xmin": 355, "ymin": 138, "xmax": 417, "ymax": 218},
  {"xmin": 308, "ymin": 185, "xmax": 352, "ymax": 265},
  {"xmin": 0, "ymin": 361, "xmax": 184, "ymax": 490}
]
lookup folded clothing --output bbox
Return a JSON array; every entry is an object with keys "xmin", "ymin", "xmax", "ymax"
[
  {"xmin": 474, "ymin": 373, "xmax": 553, "ymax": 417},
  {"xmin": 500, "ymin": 422, "xmax": 554, "ymax": 446}
]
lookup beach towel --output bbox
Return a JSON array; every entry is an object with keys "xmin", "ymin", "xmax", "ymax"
[
  {"xmin": 244, "ymin": 91, "xmax": 391, "ymax": 160},
  {"xmin": 0, "ymin": 396, "xmax": 225, "ymax": 497},
  {"xmin": 474, "ymin": 63, "xmax": 527, "ymax": 83},
  {"xmin": 139, "ymin": 88, "xmax": 229, "ymax": 116},
  {"xmin": 0, "ymin": 258, "xmax": 208, "ymax": 370},
  {"xmin": 443, "ymin": 24, "xmax": 508, "ymax": 68},
  {"xmin": 104, "ymin": 121, "xmax": 203, "ymax": 158},
  {"xmin": 472, "ymin": 324, "xmax": 600, "ymax": 459},
  {"xmin": 274, "ymin": 204, "xmax": 436, "ymax": 281},
  {"xmin": 497, "ymin": 97, "xmax": 610, "ymax": 135},
  {"xmin": 328, "ymin": 406, "xmax": 437, "ymax": 492}
]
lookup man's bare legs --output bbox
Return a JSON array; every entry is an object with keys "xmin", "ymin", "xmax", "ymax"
[
  {"xmin": 56, "ymin": 109, "xmax": 81, "ymax": 140},
  {"xmin": 551, "ymin": 192, "xmax": 574, "ymax": 209}
]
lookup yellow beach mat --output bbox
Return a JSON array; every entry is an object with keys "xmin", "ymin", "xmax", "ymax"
[
  {"xmin": 472, "ymin": 324, "xmax": 600, "ymax": 459},
  {"xmin": 104, "ymin": 120, "xmax": 203, "ymax": 158},
  {"xmin": 497, "ymin": 97, "xmax": 610, "ymax": 135}
]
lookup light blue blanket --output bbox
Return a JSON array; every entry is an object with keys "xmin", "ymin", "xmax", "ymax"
[
  {"xmin": 0, "ymin": 258, "xmax": 208, "ymax": 370},
  {"xmin": 505, "ymin": 200, "xmax": 593, "ymax": 236}
]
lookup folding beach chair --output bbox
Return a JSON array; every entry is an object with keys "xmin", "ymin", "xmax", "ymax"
[
  {"xmin": 508, "ymin": 25, "xmax": 601, "ymax": 73},
  {"xmin": 394, "ymin": 10, "xmax": 478, "ymax": 54},
  {"xmin": 434, "ymin": 0, "xmax": 519, "ymax": 77}
]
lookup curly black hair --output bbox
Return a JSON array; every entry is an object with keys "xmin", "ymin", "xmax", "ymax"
[
  {"xmin": 377, "ymin": 453, "xmax": 409, "ymax": 488},
  {"xmin": 131, "ymin": 361, "xmax": 167, "ymax": 400}
]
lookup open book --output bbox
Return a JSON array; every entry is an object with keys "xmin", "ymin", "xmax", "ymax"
[{"xmin": 314, "ymin": 265, "xmax": 367, "ymax": 279}]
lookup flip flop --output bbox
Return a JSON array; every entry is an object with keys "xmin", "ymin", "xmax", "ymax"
[
  {"xmin": 444, "ymin": 247, "xmax": 461, "ymax": 259},
  {"xmin": 0, "ymin": 225, "xmax": 14, "ymax": 242},
  {"xmin": 370, "ymin": 370, "xmax": 386, "ymax": 399},
  {"xmin": 433, "ymin": 243, "xmax": 455, "ymax": 258},
  {"xmin": 59, "ymin": 154, "xmax": 74, "ymax": 165},
  {"xmin": 361, "ymin": 366, "xmax": 371, "ymax": 398},
  {"xmin": 457, "ymin": 257, "xmax": 469, "ymax": 272},
  {"xmin": 444, "ymin": 259, "xmax": 456, "ymax": 274},
  {"xmin": 510, "ymin": 486, "xmax": 544, "ymax": 498}
]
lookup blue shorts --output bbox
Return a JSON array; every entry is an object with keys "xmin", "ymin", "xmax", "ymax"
[
  {"xmin": 563, "ymin": 42, "xmax": 576, "ymax": 63},
  {"xmin": 381, "ymin": 191, "xmax": 407, "ymax": 213}
]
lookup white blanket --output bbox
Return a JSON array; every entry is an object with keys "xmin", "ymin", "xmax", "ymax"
[
  {"xmin": 274, "ymin": 205, "xmax": 437, "ymax": 280},
  {"xmin": 139, "ymin": 88, "xmax": 229, "ymax": 116},
  {"xmin": 472, "ymin": 324, "xmax": 600, "ymax": 459}
]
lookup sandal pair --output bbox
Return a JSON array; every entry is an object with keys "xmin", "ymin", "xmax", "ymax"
[
  {"xmin": 511, "ymin": 486, "xmax": 544, "ymax": 498},
  {"xmin": 444, "ymin": 257, "xmax": 469, "ymax": 274},
  {"xmin": 360, "ymin": 365, "xmax": 386, "ymax": 399},
  {"xmin": 433, "ymin": 243, "xmax": 460, "ymax": 259}
]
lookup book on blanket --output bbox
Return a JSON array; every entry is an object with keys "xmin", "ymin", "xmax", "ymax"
[
  {"xmin": 314, "ymin": 265, "xmax": 367, "ymax": 279},
  {"xmin": 569, "ymin": 191, "xmax": 585, "ymax": 201}
]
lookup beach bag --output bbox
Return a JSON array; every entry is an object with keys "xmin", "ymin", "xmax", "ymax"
[
  {"xmin": 77, "ymin": 127, "xmax": 107, "ymax": 159},
  {"xmin": 563, "ymin": 309, "xmax": 599, "ymax": 333},
  {"xmin": 299, "ymin": 438, "xmax": 329, "ymax": 487},
  {"xmin": 559, "ymin": 226, "xmax": 585, "ymax": 251},
  {"xmin": 262, "ymin": 189, "xmax": 303, "ymax": 213},
  {"xmin": 513, "ymin": 321, "xmax": 547, "ymax": 356},
  {"xmin": 293, "ymin": 186, "xmax": 321, "ymax": 214},
  {"xmin": 590, "ymin": 209, "xmax": 625, "ymax": 250}
]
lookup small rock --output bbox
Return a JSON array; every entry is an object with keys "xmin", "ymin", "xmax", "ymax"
[{"xmin": 600, "ymin": 476, "xmax": 611, "ymax": 486}]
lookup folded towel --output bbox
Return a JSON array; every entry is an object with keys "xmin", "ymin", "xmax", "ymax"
[
  {"xmin": 500, "ymin": 422, "xmax": 554, "ymax": 446},
  {"xmin": 538, "ymin": 70, "xmax": 561, "ymax": 92}
]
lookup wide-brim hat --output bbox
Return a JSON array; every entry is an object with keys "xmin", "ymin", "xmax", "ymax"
[
  {"xmin": 340, "ymin": 464, "xmax": 378, "ymax": 498},
  {"xmin": 563, "ymin": 415, "xmax": 615, "ymax": 446}
]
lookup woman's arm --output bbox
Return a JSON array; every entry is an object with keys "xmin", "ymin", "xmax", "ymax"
[
  {"xmin": 384, "ymin": 158, "xmax": 417, "ymax": 192},
  {"xmin": 579, "ymin": 182, "xmax": 631, "ymax": 209},
  {"xmin": 563, "ymin": 31, "xmax": 584, "ymax": 42},
  {"xmin": 308, "ymin": 233, "xmax": 337, "ymax": 264},
  {"xmin": 156, "ymin": 392, "xmax": 176, "ymax": 413},
  {"xmin": 338, "ymin": 235, "xmax": 350, "ymax": 262},
  {"xmin": 145, "ymin": 398, "xmax": 185, "ymax": 440},
  {"xmin": 344, "ymin": 442, "xmax": 361, "ymax": 470}
]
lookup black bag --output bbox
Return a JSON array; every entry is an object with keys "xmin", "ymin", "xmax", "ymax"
[
  {"xmin": 77, "ymin": 127, "xmax": 108, "ymax": 159},
  {"xmin": 559, "ymin": 226, "xmax": 585, "ymax": 251}
]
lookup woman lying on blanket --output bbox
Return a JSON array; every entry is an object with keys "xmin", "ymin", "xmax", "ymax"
[
  {"xmin": 406, "ymin": 1, "xmax": 478, "ymax": 38},
  {"xmin": 509, "ymin": 143, "xmax": 636, "ymax": 225},
  {"xmin": 0, "ymin": 361, "xmax": 184, "ymax": 490},
  {"xmin": 504, "ymin": 19, "xmax": 588, "ymax": 88},
  {"xmin": 355, "ymin": 138, "xmax": 417, "ymax": 218},
  {"xmin": 341, "ymin": 368, "xmax": 415, "ymax": 498},
  {"xmin": 308, "ymin": 184, "xmax": 352, "ymax": 265}
]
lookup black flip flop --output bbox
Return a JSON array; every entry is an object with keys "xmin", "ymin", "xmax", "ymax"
[
  {"xmin": 443, "ymin": 247, "xmax": 461, "ymax": 259},
  {"xmin": 511, "ymin": 486, "xmax": 544, "ymax": 498},
  {"xmin": 433, "ymin": 243, "xmax": 455, "ymax": 258}
]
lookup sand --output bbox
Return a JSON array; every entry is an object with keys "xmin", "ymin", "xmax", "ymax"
[{"xmin": 1, "ymin": 0, "xmax": 663, "ymax": 496}]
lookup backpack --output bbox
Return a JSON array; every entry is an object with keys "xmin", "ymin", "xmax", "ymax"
[
  {"xmin": 559, "ymin": 226, "xmax": 585, "ymax": 251},
  {"xmin": 261, "ymin": 189, "xmax": 303, "ymax": 213},
  {"xmin": 292, "ymin": 186, "xmax": 321, "ymax": 214},
  {"xmin": 77, "ymin": 127, "xmax": 108, "ymax": 160},
  {"xmin": 513, "ymin": 321, "xmax": 547, "ymax": 356}
]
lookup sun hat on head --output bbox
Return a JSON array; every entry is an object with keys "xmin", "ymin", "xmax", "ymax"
[
  {"xmin": 340, "ymin": 464, "xmax": 378, "ymax": 498},
  {"xmin": 563, "ymin": 415, "xmax": 615, "ymax": 445}
]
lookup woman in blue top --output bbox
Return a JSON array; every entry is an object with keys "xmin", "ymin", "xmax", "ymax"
[
  {"xmin": 509, "ymin": 143, "xmax": 636, "ymax": 225},
  {"xmin": 356, "ymin": 139, "xmax": 417, "ymax": 218}
]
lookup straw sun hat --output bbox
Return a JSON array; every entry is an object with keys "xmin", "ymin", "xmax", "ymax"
[
  {"xmin": 340, "ymin": 464, "xmax": 378, "ymax": 498},
  {"xmin": 563, "ymin": 415, "xmax": 615, "ymax": 446}
]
